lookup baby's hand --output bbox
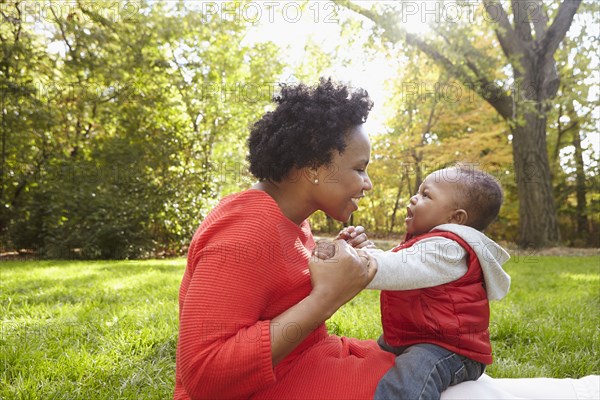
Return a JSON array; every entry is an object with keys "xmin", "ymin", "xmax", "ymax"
[
  {"xmin": 312, "ymin": 239, "xmax": 337, "ymax": 260},
  {"xmin": 311, "ymin": 240, "xmax": 374, "ymax": 281},
  {"xmin": 336, "ymin": 226, "xmax": 376, "ymax": 249}
]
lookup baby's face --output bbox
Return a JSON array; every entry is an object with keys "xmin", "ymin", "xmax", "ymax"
[{"xmin": 405, "ymin": 169, "xmax": 461, "ymax": 236}]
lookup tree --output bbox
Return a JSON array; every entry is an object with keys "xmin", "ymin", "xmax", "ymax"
[
  {"xmin": 548, "ymin": 9, "xmax": 600, "ymax": 245},
  {"xmin": 0, "ymin": 0, "xmax": 60, "ymax": 249},
  {"xmin": 340, "ymin": 0, "xmax": 583, "ymax": 247}
]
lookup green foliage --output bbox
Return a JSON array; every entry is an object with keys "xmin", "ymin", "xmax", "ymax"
[
  {"xmin": 337, "ymin": 0, "xmax": 600, "ymax": 248},
  {"xmin": 1, "ymin": 1, "xmax": 282, "ymax": 258},
  {"xmin": 326, "ymin": 1, "xmax": 598, "ymax": 246},
  {"xmin": 547, "ymin": 10, "xmax": 600, "ymax": 247},
  {"xmin": 1, "ymin": 0, "xmax": 597, "ymax": 255},
  {"xmin": 2, "ymin": 256, "xmax": 597, "ymax": 398},
  {"xmin": 317, "ymin": 49, "xmax": 516, "ymax": 240}
]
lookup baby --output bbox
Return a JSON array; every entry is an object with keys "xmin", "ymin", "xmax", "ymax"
[{"xmin": 314, "ymin": 166, "xmax": 511, "ymax": 400}]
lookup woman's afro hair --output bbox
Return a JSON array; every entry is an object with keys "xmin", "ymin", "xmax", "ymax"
[{"xmin": 247, "ymin": 77, "xmax": 373, "ymax": 182}]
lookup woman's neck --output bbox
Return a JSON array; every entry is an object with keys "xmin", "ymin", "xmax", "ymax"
[{"xmin": 252, "ymin": 180, "xmax": 314, "ymax": 225}]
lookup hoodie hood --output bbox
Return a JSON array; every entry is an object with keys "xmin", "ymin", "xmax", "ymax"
[{"xmin": 434, "ymin": 224, "xmax": 511, "ymax": 300}]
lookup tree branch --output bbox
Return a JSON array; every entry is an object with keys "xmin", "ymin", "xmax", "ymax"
[
  {"xmin": 482, "ymin": 0, "xmax": 525, "ymax": 58},
  {"xmin": 553, "ymin": 103, "xmax": 565, "ymax": 164},
  {"xmin": 532, "ymin": 0, "xmax": 549, "ymax": 39},
  {"xmin": 433, "ymin": 26, "xmax": 506, "ymax": 104},
  {"xmin": 422, "ymin": 76, "xmax": 444, "ymax": 139},
  {"xmin": 340, "ymin": 1, "xmax": 514, "ymax": 120},
  {"xmin": 50, "ymin": 7, "xmax": 76, "ymax": 58},
  {"xmin": 512, "ymin": 0, "xmax": 533, "ymax": 42},
  {"xmin": 538, "ymin": 0, "xmax": 582, "ymax": 57}
]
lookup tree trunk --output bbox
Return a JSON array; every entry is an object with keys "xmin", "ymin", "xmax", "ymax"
[
  {"xmin": 572, "ymin": 127, "xmax": 589, "ymax": 241},
  {"xmin": 0, "ymin": 99, "xmax": 6, "ymax": 235},
  {"xmin": 511, "ymin": 112, "xmax": 559, "ymax": 247},
  {"xmin": 414, "ymin": 162, "xmax": 422, "ymax": 194},
  {"xmin": 388, "ymin": 175, "xmax": 404, "ymax": 234}
]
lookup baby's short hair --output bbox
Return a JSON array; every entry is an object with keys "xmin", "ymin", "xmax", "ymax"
[{"xmin": 451, "ymin": 165, "xmax": 503, "ymax": 231}]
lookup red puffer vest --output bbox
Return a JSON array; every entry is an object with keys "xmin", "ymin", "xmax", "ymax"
[{"xmin": 380, "ymin": 230, "xmax": 493, "ymax": 364}]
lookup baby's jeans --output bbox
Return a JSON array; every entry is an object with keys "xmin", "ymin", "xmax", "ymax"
[{"xmin": 374, "ymin": 337, "xmax": 486, "ymax": 400}]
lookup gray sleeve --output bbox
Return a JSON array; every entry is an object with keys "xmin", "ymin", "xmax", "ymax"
[{"xmin": 366, "ymin": 237, "xmax": 468, "ymax": 290}]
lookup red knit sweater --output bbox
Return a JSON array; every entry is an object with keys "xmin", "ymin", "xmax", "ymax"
[{"xmin": 174, "ymin": 190, "xmax": 395, "ymax": 399}]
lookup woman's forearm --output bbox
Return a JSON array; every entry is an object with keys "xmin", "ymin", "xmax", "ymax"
[{"xmin": 269, "ymin": 291, "xmax": 336, "ymax": 366}]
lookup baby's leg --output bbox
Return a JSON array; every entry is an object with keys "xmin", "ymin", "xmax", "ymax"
[{"xmin": 374, "ymin": 343, "xmax": 484, "ymax": 400}]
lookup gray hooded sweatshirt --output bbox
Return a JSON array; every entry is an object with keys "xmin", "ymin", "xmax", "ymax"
[{"xmin": 366, "ymin": 224, "xmax": 511, "ymax": 300}]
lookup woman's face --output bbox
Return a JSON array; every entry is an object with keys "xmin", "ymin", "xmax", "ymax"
[{"xmin": 314, "ymin": 125, "xmax": 373, "ymax": 222}]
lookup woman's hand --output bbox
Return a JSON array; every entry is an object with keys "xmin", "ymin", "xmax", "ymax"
[
  {"xmin": 308, "ymin": 239, "xmax": 376, "ymax": 318},
  {"xmin": 337, "ymin": 225, "xmax": 376, "ymax": 249},
  {"xmin": 270, "ymin": 240, "xmax": 376, "ymax": 366}
]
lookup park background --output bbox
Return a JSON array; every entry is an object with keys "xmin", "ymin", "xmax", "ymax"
[
  {"xmin": 1, "ymin": 0, "xmax": 599, "ymax": 259},
  {"xmin": 1, "ymin": 1, "xmax": 599, "ymax": 399}
]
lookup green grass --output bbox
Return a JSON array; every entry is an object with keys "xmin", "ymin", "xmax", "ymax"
[
  {"xmin": 1, "ymin": 260, "xmax": 182, "ymax": 400},
  {"xmin": 2, "ymin": 256, "xmax": 599, "ymax": 399}
]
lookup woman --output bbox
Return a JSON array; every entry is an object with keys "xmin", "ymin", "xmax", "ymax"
[{"xmin": 174, "ymin": 78, "xmax": 396, "ymax": 399}]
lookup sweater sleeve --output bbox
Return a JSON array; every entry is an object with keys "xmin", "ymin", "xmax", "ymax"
[
  {"xmin": 176, "ymin": 238, "xmax": 278, "ymax": 399},
  {"xmin": 366, "ymin": 237, "xmax": 468, "ymax": 290}
]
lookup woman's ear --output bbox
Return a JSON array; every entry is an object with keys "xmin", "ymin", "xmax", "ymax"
[
  {"xmin": 449, "ymin": 209, "xmax": 468, "ymax": 225},
  {"xmin": 308, "ymin": 167, "xmax": 320, "ymax": 185}
]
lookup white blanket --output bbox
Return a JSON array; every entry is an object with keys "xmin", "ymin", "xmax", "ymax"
[{"xmin": 441, "ymin": 374, "xmax": 600, "ymax": 399}]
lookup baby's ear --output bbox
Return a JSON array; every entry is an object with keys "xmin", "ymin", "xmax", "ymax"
[{"xmin": 450, "ymin": 209, "xmax": 468, "ymax": 225}]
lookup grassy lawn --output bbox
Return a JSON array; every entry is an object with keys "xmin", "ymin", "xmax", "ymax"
[
  {"xmin": 1, "ymin": 260, "xmax": 181, "ymax": 400},
  {"xmin": 2, "ymin": 256, "xmax": 599, "ymax": 399}
]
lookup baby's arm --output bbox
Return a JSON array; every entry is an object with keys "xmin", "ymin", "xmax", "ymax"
[
  {"xmin": 366, "ymin": 237, "xmax": 468, "ymax": 290},
  {"xmin": 331, "ymin": 227, "xmax": 468, "ymax": 290}
]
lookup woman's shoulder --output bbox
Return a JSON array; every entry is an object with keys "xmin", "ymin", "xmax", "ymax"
[
  {"xmin": 188, "ymin": 190, "xmax": 313, "ymax": 267},
  {"xmin": 215, "ymin": 189, "xmax": 283, "ymax": 219},
  {"xmin": 197, "ymin": 189, "xmax": 296, "ymax": 240}
]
